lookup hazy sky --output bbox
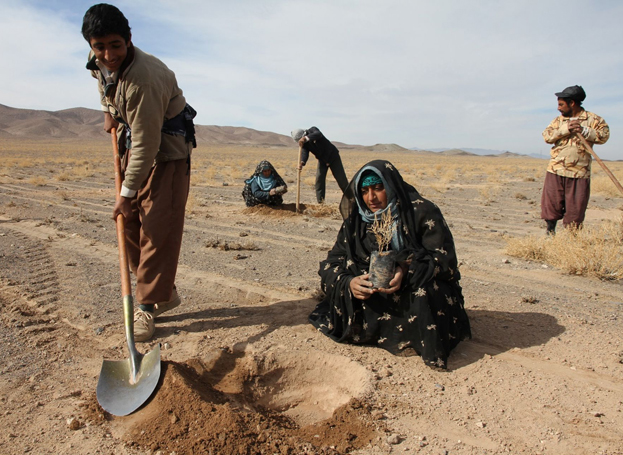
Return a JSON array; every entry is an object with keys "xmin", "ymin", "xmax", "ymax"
[{"xmin": 2, "ymin": 0, "xmax": 622, "ymax": 158}]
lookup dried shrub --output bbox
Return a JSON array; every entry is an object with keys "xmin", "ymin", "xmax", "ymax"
[
  {"xmin": 205, "ymin": 238, "xmax": 260, "ymax": 251},
  {"xmin": 369, "ymin": 210, "xmax": 394, "ymax": 252},
  {"xmin": 505, "ymin": 218, "xmax": 623, "ymax": 280},
  {"xmin": 592, "ymin": 175, "xmax": 623, "ymax": 198},
  {"xmin": 28, "ymin": 176, "xmax": 47, "ymax": 186},
  {"xmin": 479, "ymin": 185, "xmax": 499, "ymax": 204},
  {"xmin": 304, "ymin": 203, "xmax": 340, "ymax": 219}
]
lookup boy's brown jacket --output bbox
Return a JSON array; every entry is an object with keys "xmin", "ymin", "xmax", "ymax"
[{"xmin": 88, "ymin": 46, "xmax": 190, "ymax": 192}]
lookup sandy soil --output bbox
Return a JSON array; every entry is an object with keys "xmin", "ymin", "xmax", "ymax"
[{"xmin": 1, "ymin": 147, "xmax": 622, "ymax": 455}]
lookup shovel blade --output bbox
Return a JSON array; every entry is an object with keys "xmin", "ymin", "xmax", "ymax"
[{"xmin": 96, "ymin": 345, "xmax": 161, "ymax": 416}]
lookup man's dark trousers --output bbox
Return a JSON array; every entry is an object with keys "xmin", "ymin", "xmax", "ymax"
[{"xmin": 315, "ymin": 157, "xmax": 349, "ymax": 203}]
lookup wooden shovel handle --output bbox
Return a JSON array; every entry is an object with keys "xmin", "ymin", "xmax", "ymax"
[
  {"xmin": 576, "ymin": 133, "xmax": 623, "ymax": 196},
  {"xmin": 296, "ymin": 145, "xmax": 302, "ymax": 213},
  {"xmin": 110, "ymin": 129, "xmax": 133, "ymax": 298}
]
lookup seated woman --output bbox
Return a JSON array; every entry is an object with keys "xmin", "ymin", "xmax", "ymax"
[
  {"xmin": 309, "ymin": 160, "xmax": 471, "ymax": 369},
  {"xmin": 242, "ymin": 160, "xmax": 288, "ymax": 207}
]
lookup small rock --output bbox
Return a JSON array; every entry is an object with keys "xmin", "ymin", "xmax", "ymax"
[
  {"xmin": 95, "ymin": 327, "xmax": 104, "ymax": 335},
  {"xmin": 170, "ymin": 413, "xmax": 179, "ymax": 424},
  {"xmin": 163, "ymin": 342, "xmax": 171, "ymax": 350},
  {"xmin": 387, "ymin": 434, "xmax": 403, "ymax": 445},
  {"xmin": 593, "ymin": 412, "xmax": 604, "ymax": 417},
  {"xmin": 476, "ymin": 421, "xmax": 486, "ymax": 428},
  {"xmin": 67, "ymin": 417, "xmax": 81, "ymax": 430},
  {"xmin": 222, "ymin": 182, "xmax": 229, "ymax": 186},
  {"xmin": 502, "ymin": 259, "xmax": 510, "ymax": 264},
  {"xmin": 434, "ymin": 383, "xmax": 445, "ymax": 391},
  {"xmin": 371, "ymin": 410, "xmax": 386, "ymax": 420}
]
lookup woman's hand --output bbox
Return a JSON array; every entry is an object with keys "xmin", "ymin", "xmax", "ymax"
[
  {"xmin": 350, "ymin": 273, "xmax": 374, "ymax": 300},
  {"xmin": 376, "ymin": 264, "xmax": 406, "ymax": 295}
]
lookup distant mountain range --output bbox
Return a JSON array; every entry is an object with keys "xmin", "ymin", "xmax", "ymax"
[
  {"xmin": 0, "ymin": 104, "xmax": 541, "ymax": 157},
  {"xmin": 409, "ymin": 146, "xmax": 537, "ymax": 158}
]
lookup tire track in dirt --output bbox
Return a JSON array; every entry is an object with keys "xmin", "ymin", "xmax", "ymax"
[
  {"xmin": 0, "ymin": 228, "xmax": 60, "ymax": 315},
  {"xmin": 185, "ymin": 220, "xmax": 334, "ymax": 250},
  {"xmin": 0, "ymin": 183, "xmax": 335, "ymax": 251},
  {"xmin": 0, "ymin": 185, "xmax": 111, "ymax": 218},
  {"xmin": 0, "ymin": 216, "xmax": 307, "ymax": 305},
  {"xmin": 464, "ymin": 340, "xmax": 623, "ymax": 393}
]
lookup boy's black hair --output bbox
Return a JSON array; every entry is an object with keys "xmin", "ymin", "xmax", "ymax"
[{"xmin": 82, "ymin": 4, "xmax": 131, "ymax": 43}]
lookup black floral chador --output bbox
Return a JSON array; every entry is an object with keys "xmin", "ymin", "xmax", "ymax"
[{"xmin": 309, "ymin": 160, "xmax": 471, "ymax": 368}]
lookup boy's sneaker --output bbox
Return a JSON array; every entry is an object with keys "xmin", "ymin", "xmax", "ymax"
[
  {"xmin": 153, "ymin": 288, "xmax": 181, "ymax": 318},
  {"xmin": 133, "ymin": 309, "xmax": 155, "ymax": 342}
]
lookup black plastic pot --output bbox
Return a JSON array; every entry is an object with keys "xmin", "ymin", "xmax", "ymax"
[{"xmin": 369, "ymin": 250, "xmax": 397, "ymax": 289}]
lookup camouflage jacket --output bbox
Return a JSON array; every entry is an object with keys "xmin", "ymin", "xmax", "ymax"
[{"xmin": 543, "ymin": 110, "xmax": 609, "ymax": 179}]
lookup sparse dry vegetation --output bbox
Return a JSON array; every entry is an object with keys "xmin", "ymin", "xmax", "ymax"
[
  {"xmin": 303, "ymin": 203, "xmax": 340, "ymax": 219},
  {"xmin": 205, "ymin": 238, "xmax": 260, "ymax": 251},
  {"xmin": 506, "ymin": 218, "xmax": 623, "ymax": 280},
  {"xmin": 28, "ymin": 176, "xmax": 47, "ymax": 186},
  {"xmin": 2, "ymin": 132, "xmax": 623, "ymax": 454}
]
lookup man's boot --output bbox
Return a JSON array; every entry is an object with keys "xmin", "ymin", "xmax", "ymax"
[{"xmin": 545, "ymin": 220, "xmax": 557, "ymax": 235}]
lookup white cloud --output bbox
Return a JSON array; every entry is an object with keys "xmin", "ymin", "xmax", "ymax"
[
  {"xmin": 0, "ymin": 1, "xmax": 95, "ymax": 110},
  {"xmin": 1, "ymin": 0, "xmax": 621, "ymax": 159}
]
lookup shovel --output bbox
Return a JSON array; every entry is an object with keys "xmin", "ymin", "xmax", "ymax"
[
  {"xmin": 575, "ymin": 133, "xmax": 623, "ymax": 196},
  {"xmin": 96, "ymin": 128, "xmax": 161, "ymax": 416}
]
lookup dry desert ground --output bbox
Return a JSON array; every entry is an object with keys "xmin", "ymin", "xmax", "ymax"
[{"xmin": 1, "ymin": 138, "xmax": 623, "ymax": 455}]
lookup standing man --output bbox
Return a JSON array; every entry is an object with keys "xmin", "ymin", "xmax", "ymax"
[
  {"xmin": 541, "ymin": 85, "xmax": 609, "ymax": 234},
  {"xmin": 291, "ymin": 127, "xmax": 349, "ymax": 203},
  {"xmin": 82, "ymin": 4, "xmax": 196, "ymax": 341}
]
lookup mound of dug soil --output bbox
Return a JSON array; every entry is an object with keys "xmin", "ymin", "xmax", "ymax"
[{"xmin": 83, "ymin": 348, "xmax": 380, "ymax": 455}]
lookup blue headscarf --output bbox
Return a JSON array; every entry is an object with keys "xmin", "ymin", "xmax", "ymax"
[
  {"xmin": 246, "ymin": 160, "xmax": 277, "ymax": 191},
  {"xmin": 354, "ymin": 166, "xmax": 404, "ymax": 251}
]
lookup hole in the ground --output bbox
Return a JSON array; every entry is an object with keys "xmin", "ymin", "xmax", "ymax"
[
  {"xmin": 87, "ymin": 346, "xmax": 378, "ymax": 454},
  {"xmin": 203, "ymin": 346, "xmax": 373, "ymax": 426}
]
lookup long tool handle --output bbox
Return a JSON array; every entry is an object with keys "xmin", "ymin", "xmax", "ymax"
[
  {"xmin": 576, "ymin": 133, "xmax": 623, "ymax": 196},
  {"xmin": 110, "ymin": 129, "xmax": 139, "ymax": 368},
  {"xmin": 296, "ymin": 145, "xmax": 302, "ymax": 213},
  {"xmin": 111, "ymin": 128, "xmax": 133, "ymax": 298}
]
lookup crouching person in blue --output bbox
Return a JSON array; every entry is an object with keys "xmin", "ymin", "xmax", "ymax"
[{"xmin": 242, "ymin": 160, "xmax": 288, "ymax": 207}]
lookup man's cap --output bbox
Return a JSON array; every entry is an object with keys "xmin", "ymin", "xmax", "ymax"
[
  {"xmin": 555, "ymin": 85, "xmax": 586, "ymax": 102},
  {"xmin": 291, "ymin": 129, "xmax": 305, "ymax": 142}
]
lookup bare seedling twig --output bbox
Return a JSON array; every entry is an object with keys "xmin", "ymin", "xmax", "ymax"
[{"xmin": 369, "ymin": 210, "xmax": 394, "ymax": 252}]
